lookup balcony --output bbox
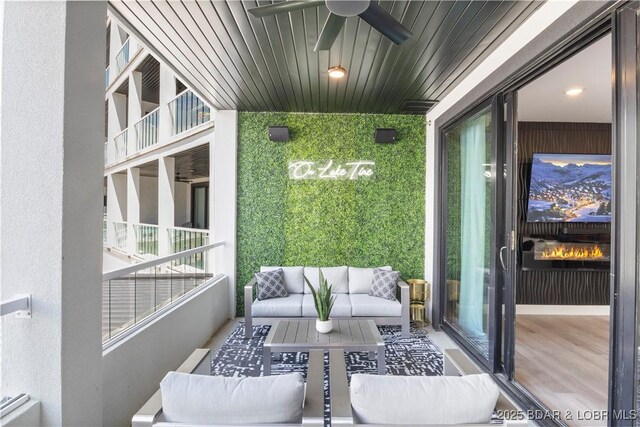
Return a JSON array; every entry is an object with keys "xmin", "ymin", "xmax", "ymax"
[
  {"xmin": 134, "ymin": 108, "xmax": 159, "ymax": 152},
  {"xmin": 113, "ymin": 128, "xmax": 128, "ymax": 162},
  {"xmin": 115, "ymin": 37, "xmax": 131, "ymax": 76},
  {"xmin": 104, "ymin": 66, "xmax": 110, "ymax": 88},
  {"xmin": 169, "ymin": 90, "xmax": 212, "ymax": 136}
]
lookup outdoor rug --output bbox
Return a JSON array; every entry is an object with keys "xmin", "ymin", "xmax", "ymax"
[{"xmin": 211, "ymin": 322, "xmax": 443, "ymax": 425}]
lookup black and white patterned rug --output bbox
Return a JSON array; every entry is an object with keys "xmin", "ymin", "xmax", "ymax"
[{"xmin": 211, "ymin": 323, "xmax": 443, "ymax": 425}]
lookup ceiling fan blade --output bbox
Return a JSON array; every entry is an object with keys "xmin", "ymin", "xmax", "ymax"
[
  {"xmin": 314, "ymin": 13, "xmax": 346, "ymax": 51},
  {"xmin": 358, "ymin": 2, "xmax": 412, "ymax": 45},
  {"xmin": 247, "ymin": 0, "xmax": 325, "ymax": 18}
]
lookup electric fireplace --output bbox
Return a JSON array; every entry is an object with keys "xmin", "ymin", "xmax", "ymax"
[{"xmin": 522, "ymin": 237, "xmax": 610, "ymax": 271}]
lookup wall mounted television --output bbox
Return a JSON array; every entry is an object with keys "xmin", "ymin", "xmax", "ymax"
[{"xmin": 527, "ymin": 153, "xmax": 611, "ymax": 223}]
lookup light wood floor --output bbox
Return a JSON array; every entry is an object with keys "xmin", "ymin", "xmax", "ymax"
[{"xmin": 515, "ymin": 315, "xmax": 609, "ymax": 426}]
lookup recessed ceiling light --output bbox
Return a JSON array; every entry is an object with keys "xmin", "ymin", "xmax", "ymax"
[
  {"xmin": 328, "ymin": 66, "xmax": 346, "ymax": 79},
  {"xmin": 565, "ymin": 87, "xmax": 584, "ymax": 96}
]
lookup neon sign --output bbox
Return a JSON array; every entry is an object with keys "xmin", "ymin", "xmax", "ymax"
[{"xmin": 288, "ymin": 160, "xmax": 375, "ymax": 180}]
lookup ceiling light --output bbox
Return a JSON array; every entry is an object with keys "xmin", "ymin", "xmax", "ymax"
[
  {"xmin": 328, "ymin": 66, "xmax": 346, "ymax": 79},
  {"xmin": 565, "ymin": 87, "xmax": 584, "ymax": 96}
]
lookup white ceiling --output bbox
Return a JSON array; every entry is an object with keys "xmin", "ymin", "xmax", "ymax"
[{"xmin": 518, "ymin": 34, "xmax": 611, "ymax": 123}]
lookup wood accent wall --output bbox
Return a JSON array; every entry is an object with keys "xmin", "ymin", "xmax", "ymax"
[{"xmin": 517, "ymin": 122, "xmax": 611, "ymax": 305}]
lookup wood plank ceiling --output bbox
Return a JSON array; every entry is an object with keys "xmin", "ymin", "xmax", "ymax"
[{"xmin": 109, "ymin": 0, "xmax": 542, "ymax": 114}]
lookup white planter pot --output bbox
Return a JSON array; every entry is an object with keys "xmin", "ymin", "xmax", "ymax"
[{"xmin": 316, "ymin": 318, "xmax": 333, "ymax": 334}]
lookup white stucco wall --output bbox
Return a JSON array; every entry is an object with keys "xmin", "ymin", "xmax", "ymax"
[
  {"xmin": 140, "ymin": 176, "xmax": 159, "ymax": 224},
  {"xmin": 174, "ymin": 181, "xmax": 191, "ymax": 226},
  {"xmin": 102, "ymin": 276, "xmax": 230, "ymax": 427}
]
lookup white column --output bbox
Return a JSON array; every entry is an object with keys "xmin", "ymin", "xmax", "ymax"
[
  {"xmin": 158, "ymin": 64, "xmax": 175, "ymax": 143},
  {"xmin": 127, "ymin": 168, "xmax": 141, "ymax": 254},
  {"xmin": 158, "ymin": 156, "xmax": 175, "ymax": 256},
  {"xmin": 0, "ymin": 1, "xmax": 105, "ymax": 424},
  {"xmin": 128, "ymin": 70, "xmax": 142, "ymax": 154},
  {"xmin": 106, "ymin": 172, "xmax": 127, "ymax": 247},
  {"xmin": 211, "ymin": 111, "xmax": 238, "ymax": 319},
  {"xmin": 108, "ymin": 92, "xmax": 127, "ymax": 160}
]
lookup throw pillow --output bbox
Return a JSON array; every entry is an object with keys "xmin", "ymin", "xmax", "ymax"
[
  {"xmin": 369, "ymin": 268, "xmax": 400, "ymax": 300},
  {"xmin": 255, "ymin": 268, "xmax": 288, "ymax": 300}
]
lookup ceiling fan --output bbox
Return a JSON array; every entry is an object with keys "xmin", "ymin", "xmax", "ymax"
[{"xmin": 247, "ymin": 0, "xmax": 412, "ymax": 51}]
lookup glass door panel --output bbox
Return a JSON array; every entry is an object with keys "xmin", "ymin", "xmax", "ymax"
[{"xmin": 444, "ymin": 105, "xmax": 493, "ymax": 358}]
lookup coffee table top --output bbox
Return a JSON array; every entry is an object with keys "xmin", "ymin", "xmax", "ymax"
[{"xmin": 264, "ymin": 319, "xmax": 383, "ymax": 349}]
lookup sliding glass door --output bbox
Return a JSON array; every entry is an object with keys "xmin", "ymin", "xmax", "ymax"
[{"xmin": 441, "ymin": 97, "xmax": 505, "ymax": 368}]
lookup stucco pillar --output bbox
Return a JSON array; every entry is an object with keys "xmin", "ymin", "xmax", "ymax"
[
  {"xmin": 128, "ymin": 70, "xmax": 143, "ymax": 155},
  {"xmin": 127, "ymin": 167, "xmax": 141, "ymax": 254},
  {"xmin": 158, "ymin": 64, "xmax": 175, "ymax": 143},
  {"xmin": 0, "ymin": 1, "xmax": 105, "ymax": 424},
  {"xmin": 158, "ymin": 156, "xmax": 175, "ymax": 256}
]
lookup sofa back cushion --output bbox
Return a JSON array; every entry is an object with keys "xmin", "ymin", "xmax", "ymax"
[
  {"xmin": 303, "ymin": 266, "xmax": 349, "ymax": 293},
  {"xmin": 260, "ymin": 266, "xmax": 304, "ymax": 294},
  {"xmin": 348, "ymin": 266, "xmax": 392, "ymax": 294},
  {"xmin": 350, "ymin": 373, "xmax": 499, "ymax": 425},
  {"xmin": 160, "ymin": 372, "xmax": 305, "ymax": 425}
]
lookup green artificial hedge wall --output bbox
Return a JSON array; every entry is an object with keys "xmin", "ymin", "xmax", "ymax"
[{"xmin": 237, "ymin": 112, "xmax": 426, "ymax": 314}]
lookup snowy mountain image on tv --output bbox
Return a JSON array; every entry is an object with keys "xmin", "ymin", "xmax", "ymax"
[{"xmin": 527, "ymin": 153, "xmax": 612, "ymax": 223}]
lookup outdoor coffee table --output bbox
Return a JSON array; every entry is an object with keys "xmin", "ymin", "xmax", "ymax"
[{"xmin": 263, "ymin": 319, "xmax": 385, "ymax": 375}]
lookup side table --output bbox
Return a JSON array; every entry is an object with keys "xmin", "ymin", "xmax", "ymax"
[{"xmin": 407, "ymin": 279, "xmax": 430, "ymax": 326}]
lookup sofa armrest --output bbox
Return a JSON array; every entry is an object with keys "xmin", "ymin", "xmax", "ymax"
[
  {"xmin": 132, "ymin": 349, "xmax": 211, "ymax": 427},
  {"xmin": 398, "ymin": 280, "xmax": 410, "ymax": 337},
  {"xmin": 303, "ymin": 350, "xmax": 326, "ymax": 426},
  {"xmin": 329, "ymin": 349, "xmax": 353, "ymax": 425},
  {"xmin": 244, "ymin": 278, "xmax": 256, "ymax": 338}
]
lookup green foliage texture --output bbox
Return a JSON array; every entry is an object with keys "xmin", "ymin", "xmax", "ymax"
[{"xmin": 237, "ymin": 112, "xmax": 426, "ymax": 314}]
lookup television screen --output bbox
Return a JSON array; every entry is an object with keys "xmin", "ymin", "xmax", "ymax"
[{"xmin": 527, "ymin": 153, "xmax": 612, "ymax": 223}]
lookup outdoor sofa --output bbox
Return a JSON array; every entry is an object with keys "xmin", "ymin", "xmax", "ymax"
[{"xmin": 244, "ymin": 266, "xmax": 410, "ymax": 339}]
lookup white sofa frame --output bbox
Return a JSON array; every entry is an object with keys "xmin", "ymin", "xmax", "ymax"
[
  {"xmin": 132, "ymin": 348, "xmax": 325, "ymax": 427},
  {"xmin": 329, "ymin": 348, "xmax": 527, "ymax": 426},
  {"xmin": 244, "ymin": 277, "xmax": 410, "ymax": 339}
]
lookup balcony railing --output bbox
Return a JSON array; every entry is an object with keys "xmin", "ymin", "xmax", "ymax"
[
  {"xmin": 169, "ymin": 90, "xmax": 212, "ymax": 136},
  {"xmin": 115, "ymin": 37, "xmax": 131, "ymax": 75},
  {"xmin": 113, "ymin": 221, "xmax": 128, "ymax": 251},
  {"xmin": 113, "ymin": 128, "xmax": 128, "ymax": 162},
  {"xmin": 104, "ymin": 66, "xmax": 110, "ymax": 88},
  {"xmin": 134, "ymin": 108, "xmax": 159, "ymax": 151},
  {"xmin": 169, "ymin": 227, "xmax": 209, "ymax": 253},
  {"xmin": 133, "ymin": 223, "xmax": 158, "ymax": 256},
  {"xmin": 104, "ymin": 141, "xmax": 109, "ymax": 166},
  {"xmin": 103, "ymin": 218, "xmax": 108, "ymax": 244},
  {"xmin": 102, "ymin": 242, "xmax": 222, "ymax": 343}
]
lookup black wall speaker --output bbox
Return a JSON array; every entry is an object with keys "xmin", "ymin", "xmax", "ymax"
[
  {"xmin": 375, "ymin": 128, "xmax": 397, "ymax": 143},
  {"xmin": 269, "ymin": 126, "xmax": 289, "ymax": 142}
]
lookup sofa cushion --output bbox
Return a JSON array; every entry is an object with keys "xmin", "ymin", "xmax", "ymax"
[
  {"xmin": 348, "ymin": 266, "xmax": 392, "ymax": 294},
  {"xmin": 302, "ymin": 293, "xmax": 352, "ymax": 317},
  {"xmin": 303, "ymin": 266, "xmax": 349, "ymax": 293},
  {"xmin": 252, "ymin": 294, "xmax": 303, "ymax": 317},
  {"xmin": 349, "ymin": 294, "xmax": 401, "ymax": 317},
  {"xmin": 255, "ymin": 269, "xmax": 288, "ymax": 300},
  {"xmin": 350, "ymin": 373, "xmax": 499, "ymax": 425},
  {"xmin": 160, "ymin": 371, "xmax": 304, "ymax": 425},
  {"xmin": 369, "ymin": 269, "xmax": 400, "ymax": 301},
  {"xmin": 261, "ymin": 266, "xmax": 304, "ymax": 294}
]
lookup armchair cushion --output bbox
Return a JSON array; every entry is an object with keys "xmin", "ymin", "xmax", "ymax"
[
  {"xmin": 160, "ymin": 371, "xmax": 305, "ymax": 425},
  {"xmin": 302, "ymin": 293, "xmax": 352, "ymax": 317},
  {"xmin": 348, "ymin": 266, "xmax": 392, "ymax": 294},
  {"xmin": 260, "ymin": 266, "xmax": 305, "ymax": 294},
  {"xmin": 304, "ymin": 266, "xmax": 349, "ymax": 293},
  {"xmin": 350, "ymin": 373, "xmax": 499, "ymax": 425},
  {"xmin": 252, "ymin": 294, "xmax": 303, "ymax": 317},
  {"xmin": 349, "ymin": 294, "xmax": 401, "ymax": 317},
  {"xmin": 255, "ymin": 269, "xmax": 288, "ymax": 300},
  {"xmin": 369, "ymin": 269, "xmax": 400, "ymax": 301}
]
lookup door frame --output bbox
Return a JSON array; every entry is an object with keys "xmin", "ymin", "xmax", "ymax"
[{"xmin": 191, "ymin": 182, "xmax": 209, "ymax": 229}]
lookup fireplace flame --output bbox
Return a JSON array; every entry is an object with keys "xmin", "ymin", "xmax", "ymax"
[{"xmin": 540, "ymin": 244, "xmax": 605, "ymax": 260}]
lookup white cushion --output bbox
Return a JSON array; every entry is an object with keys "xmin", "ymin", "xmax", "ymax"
[
  {"xmin": 349, "ymin": 294, "xmax": 401, "ymax": 317},
  {"xmin": 302, "ymin": 294, "xmax": 352, "ymax": 317},
  {"xmin": 350, "ymin": 373, "xmax": 499, "ymax": 425},
  {"xmin": 303, "ymin": 266, "xmax": 349, "ymax": 293},
  {"xmin": 160, "ymin": 371, "xmax": 304, "ymax": 424},
  {"xmin": 252, "ymin": 294, "xmax": 303, "ymax": 317},
  {"xmin": 348, "ymin": 266, "xmax": 392, "ymax": 294},
  {"xmin": 261, "ymin": 266, "xmax": 304, "ymax": 294}
]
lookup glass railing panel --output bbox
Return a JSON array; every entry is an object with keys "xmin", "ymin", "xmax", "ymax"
[
  {"xmin": 133, "ymin": 223, "xmax": 158, "ymax": 256},
  {"xmin": 104, "ymin": 141, "xmax": 109, "ymax": 166},
  {"xmin": 112, "ymin": 221, "xmax": 128, "ymax": 251},
  {"xmin": 113, "ymin": 129, "xmax": 128, "ymax": 162},
  {"xmin": 169, "ymin": 90, "xmax": 212, "ymax": 136},
  {"xmin": 115, "ymin": 38, "xmax": 130, "ymax": 75},
  {"xmin": 102, "ymin": 243, "xmax": 219, "ymax": 343},
  {"xmin": 134, "ymin": 108, "xmax": 159, "ymax": 152},
  {"xmin": 104, "ymin": 66, "xmax": 110, "ymax": 88}
]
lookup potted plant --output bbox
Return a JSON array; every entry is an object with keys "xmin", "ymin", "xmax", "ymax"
[{"xmin": 304, "ymin": 271, "xmax": 336, "ymax": 333}]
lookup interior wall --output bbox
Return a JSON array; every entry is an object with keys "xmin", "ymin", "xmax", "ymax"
[
  {"xmin": 139, "ymin": 176, "xmax": 157, "ymax": 224},
  {"xmin": 174, "ymin": 181, "xmax": 190, "ymax": 226},
  {"xmin": 237, "ymin": 112, "xmax": 426, "ymax": 314},
  {"xmin": 517, "ymin": 122, "xmax": 611, "ymax": 305}
]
